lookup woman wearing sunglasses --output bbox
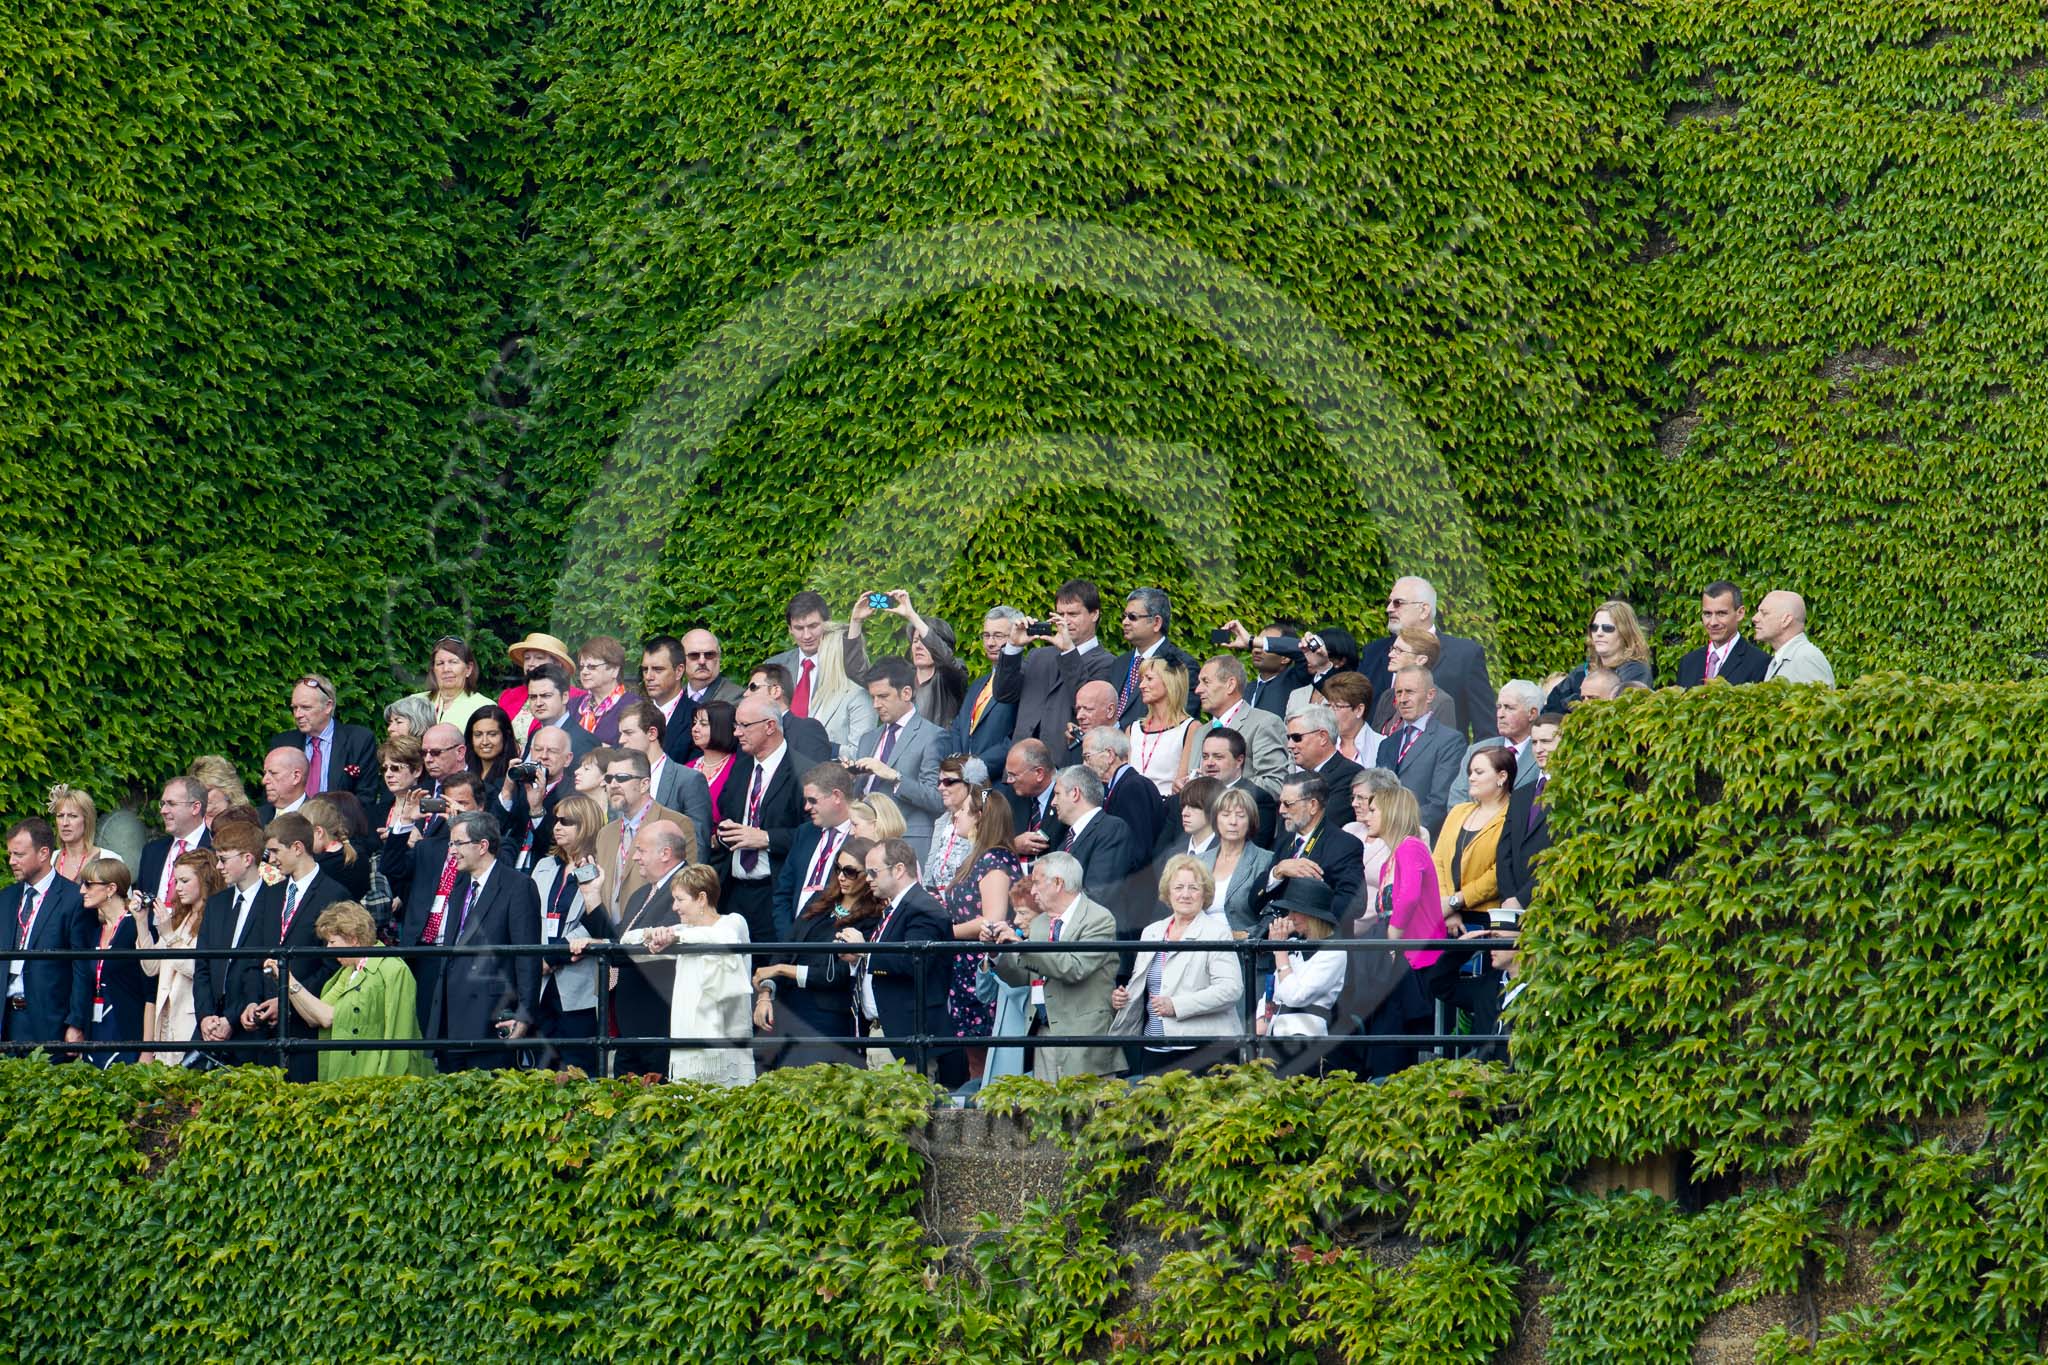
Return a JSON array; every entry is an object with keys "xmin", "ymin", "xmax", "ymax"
[
  {"xmin": 1545, "ymin": 600, "xmax": 1654, "ymax": 712},
  {"xmin": 752, "ymin": 835, "xmax": 884, "ymax": 1070}
]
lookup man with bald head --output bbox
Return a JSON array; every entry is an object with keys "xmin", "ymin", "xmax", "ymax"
[
  {"xmin": 1357, "ymin": 575, "xmax": 1497, "ymax": 741},
  {"xmin": 498, "ymin": 725, "xmax": 576, "ymax": 871},
  {"xmin": 681, "ymin": 628, "xmax": 746, "ymax": 707},
  {"xmin": 420, "ymin": 723, "xmax": 469, "ymax": 793},
  {"xmin": 269, "ymin": 672, "xmax": 383, "ymax": 815},
  {"xmin": 711, "ymin": 699, "xmax": 806, "ymax": 944},
  {"xmin": 1002, "ymin": 738, "xmax": 1065, "ymax": 856},
  {"xmin": 259, "ymin": 746, "xmax": 310, "ymax": 820},
  {"xmin": 1068, "ymin": 679, "xmax": 1120, "ymax": 761},
  {"xmin": 1754, "ymin": 591, "xmax": 1836, "ymax": 686},
  {"xmin": 587, "ymin": 818, "xmax": 691, "ymax": 1077}
]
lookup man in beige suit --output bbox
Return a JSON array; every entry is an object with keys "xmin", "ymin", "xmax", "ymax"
[
  {"xmin": 594, "ymin": 750, "xmax": 694, "ymax": 918},
  {"xmin": 989, "ymin": 851, "xmax": 1123, "ymax": 1080}
]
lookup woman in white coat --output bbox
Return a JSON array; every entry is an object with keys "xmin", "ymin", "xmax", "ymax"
[
  {"xmin": 1113, "ymin": 854, "xmax": 1244, "ymax": 1076},
  {"xmin": 625, "ymin": 864, "xmax": 755, "ymax": 1087}
]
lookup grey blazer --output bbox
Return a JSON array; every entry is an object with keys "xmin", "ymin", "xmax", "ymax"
[
  {"xmin": 1212, "ymin": 842, "xmax": 1276, "ymax": 933},
  {"xmin": 991, "ymin": 894, "xmax": 1123, "ymax": 1080},
  {"xmin": 1226, "ymin": 706, "xmax": 1292, "ymax": 796},
  {"xmin": 530, "ymin": 856, "xmax": 602, "ymax": 1013},
  {"xmin": 1445, "ymin": 736, "xmax": 1542, "ymax": 809},
  {"xmin": 852, "ymin": 710, "xmax": 947, "ymax": 855},
  {"xmin": 653, "ymin": 759, "xmax": 716, "ymax": 855}
]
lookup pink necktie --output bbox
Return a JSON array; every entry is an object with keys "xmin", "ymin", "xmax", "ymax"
[
  {"xmin": 161, "ymin": 839, "xmax": 185, "ymax": 901},
  {"xmin": 306, "ymin": 735, "xmax": 325, "ymax": 794}
]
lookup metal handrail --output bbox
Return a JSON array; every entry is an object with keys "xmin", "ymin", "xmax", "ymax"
[{"xmin": 0, "ymin": 936, "xmax": 1514, "ymax": 1069}]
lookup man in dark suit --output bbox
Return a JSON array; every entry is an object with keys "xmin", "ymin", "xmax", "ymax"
[
  {"xmin": 639, "ymin": 635, "xmax": 699, "ymax": 764},
  {"xmin": 1, "ymin": 818, "xmax": 90, "ymax": 1051},
  {"xmin": 271, "ymin": 672, "xmax": 385, "ymax": 820},
  {"xmin": 1675, "ymin": 581, "xmax": 1771, "ymax": 687},
  {"xmin": 1001, "ymin": 580, "xmax": 1122, "ymax": 769},
  {"xmin": 599, "ymin": 821, "xmax": 688, "ymax": 1077},
  {"xmin": 1284, "ymin": 705, "xmax": 1364, "ymax": 799},
  {"xmin": 1373, "ymin": 668, "xmax": 1466, "ymax": 838},
  {"xmin": 1252, "ymin": 774, "xmax": 1366, "ymax": 930},
  {"xmin": 522, "ymin": 667, "xmax": 596, "ymax": 758},
  {"xmin": 425, "ymin": 810, "xmax": 541, "ymax": 1072},
  {"xmin": 192, "ymin": 820, "xmax": 273, "ymax": 1063},
  {"xmin": 1221, "ymin": 618, "xmax": 1311, "ymax": 717},
  {"xmin": 773, "ymin": 762, "xmax": 858, "ymax": 940},
  {"xmin": 618, "ymin": 702, "xmax": 717, "ymax": 855},
  {"xmin": 1080, "ymin": 726, "xmax": 1167, "ymax": 860},
  {"xmin": 1108, "ymin": 587, "xmax": 1202, "ymax": 728},
  {"xmin": 1048, "ymin": 765, "xmax": 1139, "ymax": 930},
  {"xmin": 137, "ymin": 777, "xmax": 213, "ymax": 908},
  {"xmin": 1001, "ymin": 739, "xmax": 1067, "ymax": 859},
  {"xmin": 680, "ymin": 628, "xmax": 747, "ymax": 708},
  {"xmin": 848, "ymin": 838, "xmax": 958, "ymax": 1085},
  {"xmin": 256, "ymin": 745, "xmax": 309, "ymax": 823},
  {"xmin": 249, "ymin": 813, "xmax": 351, "ymax": 1081},
  {"xmin": 743, "ymin": 663, "xmax": 834, "ymax": 763},
  {"xmin": 496, "ymin": 728, "xmax": 577, "ymax": 871},
  {"xmin": 1357, "ymin": 577, "xmax": 1497, "ymax": 741},
  {"xmin": 949, "ymin": 608, "xmax": 1025, "ymax": 772},
  {"xmin": 712, "ymin": 701, "xmax": 810, "ymax": 946},
  {"xmin": 1497, "ymin": 715, "xmax": 1562, "ymax": 910},
  {"xmin": 1198, "ymin": 729, "xmax": 1281, "ymax": 849},
  {"xmin": 386, "ymin": 772, "xmax": 487, "ymax": 1023}
]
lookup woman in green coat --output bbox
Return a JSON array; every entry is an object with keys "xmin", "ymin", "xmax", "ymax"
[{"xmin": 268, "ymin": 901, "xmax": 431, "ymax": 1080}]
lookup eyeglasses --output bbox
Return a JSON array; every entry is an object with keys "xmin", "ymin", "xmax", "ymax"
[
  {"xmin": 685, "ymin": 650, "xmax": 719, "ymax": 662},
  {"xmin": 423, "ymin": 745, "xmax": 460, "ymax": 758},
  {"xmin": 1120, "ymin": 610, "xmax": 1154, "ymax": 622},
  {"xmin": 1285, "ymin": 732, "xmax": 1311, "ymax": 742},
  {"xmin": 297, "ymin": 675, "xmax": 337, "ymax": 700},
  {"xmin": 381, "ymin": 762, "xmax": 414, "ymax": 773},
  {"xmin": 556, "ymin": 818, "xmax": 579, "ymax": 829},
  {"xmin": 938, "ymin": 776, "xmax": 965, "ymax": 787},
  {"xmin": 1386, "ymin": 598, "xmax": 1410, "ymax": 609},
  {"xmin": 81, "ymin": 880, "xmax": 112, "ymax": 889},
  {"xmin": 451, "ymin": 837, "xmax": 488, "ymax": 848},
  {"xmin": 836, "ymin": 866, "xmax": 863, "ymax": 878},
  {"xmin": 577, "ymin": 660, "xmax": 608, "ymax": 671},
  {"xmin": 742, "ymin": 680, "xmax": 767, "ymax": 693},
  {"xmin": 1588, "ymin": 622, "xmax": 1619, "ymax": 634},
  {"xmin": 734, "ymin": 717, "xmax": 773, "ymax": 731},
  {"xmin": 601, "ymin": 774, "xmax": 642, "ymax": 785}
]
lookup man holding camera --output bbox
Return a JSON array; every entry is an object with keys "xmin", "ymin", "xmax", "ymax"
[
  {"xmin": 425, "ymin": 809, "xmax": 540, "ymax": 1072},
  {"xmin": 498, "ymin": 725, "xmax": 576, "ymax": 870},
  {"xmin": 386, "ymin": 771, "xmax": 485, "ymax": 1027},
  {"xmin": 1219, "ymin": 618, "xmax": 1310, "ymax": 717},
  {"xmin": 999, "ymin": 580, "xmax": 1122, "ymax": 770}
]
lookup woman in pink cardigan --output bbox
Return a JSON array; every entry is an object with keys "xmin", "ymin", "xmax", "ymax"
[{"xmin": 1356, "ymin": 783, "xmax": 1446, "ymax": 1076}]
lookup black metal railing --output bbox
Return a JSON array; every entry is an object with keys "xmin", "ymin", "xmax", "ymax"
[{"xmin": 0, "ymin": 936, "xmax": 1513, "ymax": 1076}]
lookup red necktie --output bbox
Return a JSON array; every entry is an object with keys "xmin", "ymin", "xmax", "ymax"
[
  {"xmin": 419, "ymin": 852, "xmax": 460, "ymax": 943},
  {"xmin": 161, "ymin": 838, "xmax": 186, "ymax": 902},
  {"xmin": 791, "ymin": 659, "xmax": 814, "ymax": 718},
  {"xmin": 306, "ymin": 736, "xmax": 325, "ymax": 795}
]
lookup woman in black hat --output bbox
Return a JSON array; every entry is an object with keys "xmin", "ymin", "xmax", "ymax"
[{"xmin": 1259, "ymin": 879, "xmax": 1348, "ymax": 1075}]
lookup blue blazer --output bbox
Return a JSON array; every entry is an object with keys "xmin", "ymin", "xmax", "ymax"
[
  {"xmin": 949, "ymin": 671, "xmax": 1019, "ymax": 773},
  {"xmin": 0, "ymin": 876, "xmax": 93, "ymax": 1043}
]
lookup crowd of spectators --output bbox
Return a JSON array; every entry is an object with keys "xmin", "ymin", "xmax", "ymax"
[{"xmin": 0, "ymin": 578, "xmax": 1834, "ymax": 1089}]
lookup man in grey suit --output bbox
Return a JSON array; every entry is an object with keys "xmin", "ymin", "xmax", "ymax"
[
  {"xmin": 988, "ymin": 852, "xmax": 1122, "ymax": 1080},
  {"xmin": 616, "ymin": 702, "xmax": 717, "ymax": 857},
  {"xmin": 1194, "ymin": 655, "xmax": 1289, "ymax": 794},
  {"xmin": 1753, "ymin": 591, "xmax": 1837, "ymax": 686},
  {"xmin": 1373, "ymin": 666, "xmax": 1466, "ymax": 838},
  {"xmin": 1446, "ymin": 680, "xmax": 1545, "ymax": 808},
  {"xmin": 848, "ymin": 656, "xmax": 946, "ymax": 857}
]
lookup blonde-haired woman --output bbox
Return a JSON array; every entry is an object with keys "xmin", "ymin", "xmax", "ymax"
[
  {"xmin": 808, "ymin": 623, "xmax": 877, "ymax": 760},
  {"xmin": 188, "ymin": 755, "xmax": 252, "ymax": 827},
  {"xmin": 135, "ymin": 849, "xmax": 222, "ymax": 1065},
  {"xmin": 1545, "ymin": 599, "xmax": 1653, "ymax": 712},
  {"xmin": 849, "ymin": 794, "xmax": 907, "ymax": 844},
  {"xmin": 1113, "ymin": 854, "xmax": 1243, "ymax": 1075},
  {"xmin": 1127, "ymin": 657, "xmax": 1200, "ymax": 796},
  {"xmin": 1352, "ymin": 784, "xmax": 1446, "ymax": 1077},
  {"xmin": 49, "ymin": 785, "xmax": 121, "ymax": 883}
]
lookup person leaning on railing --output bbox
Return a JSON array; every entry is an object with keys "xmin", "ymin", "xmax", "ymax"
[
  {"xmin": 267, "ymin": 901, "xmax": 429, "ymax": 1080},
  {"xmin": 1111, "ymin": 854, "xmax": 1243, "ymax": 1077}
]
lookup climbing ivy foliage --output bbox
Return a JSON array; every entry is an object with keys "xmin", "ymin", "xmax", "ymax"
[
  {"xmin": 9, "ymin": 686, "xmax": 2048, "ymax": 1361},
  {"xmin": 10, "ymin": 0, "xmax": 2046, "ymax": 818}
]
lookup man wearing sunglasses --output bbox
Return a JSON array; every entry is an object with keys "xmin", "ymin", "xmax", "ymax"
[
  {"xmin": 771, "ymin": 762, "xmax": 858, "ymax": 941},
  {"xmin": 594, "ymin": 751, "xmax": 692, "ymax": 921},
  {"xmin": 1356, "ymin": 577, "xmax": 1497, "ymax": 743},
  {"xmin": 1109, "ymin": 587, "xmax": 1201, "ymax": 729},
  {"xmin": 268, "ymin": 673, "xmax": 385, "ymax": 820}
]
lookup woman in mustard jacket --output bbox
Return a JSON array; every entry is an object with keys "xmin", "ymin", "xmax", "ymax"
[{"xmin": 1432, "ymin": 747, "xmax": 1516, "ymax": 934}]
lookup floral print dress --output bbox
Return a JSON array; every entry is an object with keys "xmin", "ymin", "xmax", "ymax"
[{"xmin": 939, "ymin": 848, "xmax": 1022, "ymax": 1037}]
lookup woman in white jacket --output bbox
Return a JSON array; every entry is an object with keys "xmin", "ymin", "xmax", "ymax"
[{"xmin": 1113, "ymin": 854, "xmax": 1244, "ymax": 1075}]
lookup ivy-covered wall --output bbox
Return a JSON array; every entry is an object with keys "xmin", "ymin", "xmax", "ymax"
[
  {"xmin": 9, "ymin": 684, "xmax": 2048, "ymax": 1360},
  {"xmin": 9, "ymin": 0, "xmax": 2048, "ymax": 819}
]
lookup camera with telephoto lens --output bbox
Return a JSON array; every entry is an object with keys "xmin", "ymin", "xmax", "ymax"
[{"xmin": 508, "ymin": 760, "xmax": 542, "ymax": 784}]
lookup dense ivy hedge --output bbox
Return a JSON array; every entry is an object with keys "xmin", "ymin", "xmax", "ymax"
[
  {"xmin": 0, "ymin": 0, "xmax": 526, "ymax": 816},
  {"xmin": 509, "ymin": 0, "xmax": 1663, "ymax": 667}
]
